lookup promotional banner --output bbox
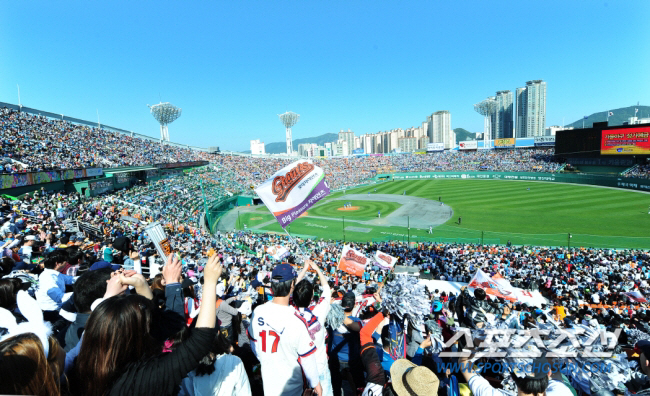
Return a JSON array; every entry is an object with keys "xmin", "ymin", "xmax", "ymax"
[
  {"xmin": 459, "ymin": 141, "xmax": 478, "ymax": 150},
  {"xmin": 427, "ymin": 142, "xmax": 445, "ymax": 152},
  {"xmin": 352, "ymin": 148, "xmax": 364, "ymax": 155},
  {"xmin": 337, "ymin": 245, "xmax": 369, "ymax": 277},
  {"xmin": 62, "ymin": 170, "xmax": 76, "ymax": 180},
  {"xmin": 84, "ymin": 168, "xmax": 103, "ymax": 177},
  {"xmin": 254, "ymin": 160, "xmax": 330, "ymax": 228},
  {"xmin": 89, "ymin": 179, "xmax": 114, "ymax": 195},
  {"xmin": 1, "ymin": 173, "xmax": 30, "ymax": 189},
  {"xmin": 494, "ymin": 138, "xmax": 516, "ymax": 148},
  {"xmin": 601, "ymin": 127, "xmax": 650, "ymax": 155},
  {"xmin": 266, "ymin": 245, "xmax": 290, "ymax": 261},
  {"xmin": 534, "ymin": 136, "xmax": 555, "ymax": 146},
  {"xmin": 115, "ymin": 173, "xmax": 131, "ymax": 184},
  {"xmin": 468, "ymin": 269, "xmax": 516, "ymax": 301},
  {"xmin": 374, "ymin": 250, "xmax": 398, "ymax": 270},
  {"xmin": 32, "ymin": 171, "xmax": 61, "ymax": 184}
]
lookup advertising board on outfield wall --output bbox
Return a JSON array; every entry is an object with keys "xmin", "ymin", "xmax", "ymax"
[
  {"xmin": 378, "ymin": 171, "xmax": 650, "ymax": 192},
  {"xmin": 534, "ymin": 136, "xmax": 555, "ymax": 146},
  {"xmin": 494, "ymin": 138, "xmax": 516, "ymax": 148},
  {"xmin": 601, "ymin": 127, "xmax": 650, "ymax": 155},
  {"xmin": 459, "ymin": 141, "xmax": 478, "ymax": 150},
  {"xmin": 427, "ymin": 143, "xmax": 445, "ymax": 152}
]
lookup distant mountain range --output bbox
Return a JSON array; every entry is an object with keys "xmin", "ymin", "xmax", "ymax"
[
  {"xmin": 243, "ymin": 133, "xmax": 338, "ymax": 154},
  {"xmin": 241, "ymin": 106, "xmax": 647, "ymax": 153},
  {"xmin": 566, "ymin": 105, "xmax": 649, "ymax": 129},
  {"xmin": 454, "ymin": 128, "xmax": 477, "ymax": 143},
  {"xmin": 245, "ymin": 129, "xmax": 478, "ymax": 154}
]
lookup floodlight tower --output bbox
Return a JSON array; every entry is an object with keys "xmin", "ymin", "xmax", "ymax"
[
  {"xmin": 474, "ymin": 97, "xmax": 496, "ymax": 149},
  {"xmin": 148, "ymin": 102, "xmax": 182, "ymax": 142},
  {"xmin": 278, "ymin": 111, "xmax": 300, "ymax": 155}
]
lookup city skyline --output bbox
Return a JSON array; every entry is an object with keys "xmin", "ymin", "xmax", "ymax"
[{"xmin": 1, "ymin": 1, "xmax": 648, "ymax": 151}]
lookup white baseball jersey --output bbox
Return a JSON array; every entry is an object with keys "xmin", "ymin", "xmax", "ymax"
[
  {"xmin": 300, "ymin": 295, "xmax": 332, "ymax": 373},
  {"xmin": 249, "ymin": 301, "xmax": 319, "ymax": 396}
]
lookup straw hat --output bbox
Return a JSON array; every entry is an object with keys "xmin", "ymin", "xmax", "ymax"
[{"xmin": 390, "ymin": 359, "xmax": 439, "ymax": 396}]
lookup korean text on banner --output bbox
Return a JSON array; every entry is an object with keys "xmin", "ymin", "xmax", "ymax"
[
  {"xmin": 374, "ymin": 250, "xmax": 398, "ymax": 270},
  {"xmin": 266, "ymin": 245, "xmax": 290, "ymax": 261},
  {"xmin": 254, "ymin": 160, "xmax": 330, "ymax": 228},
  {"xmin": 468, "ymin": 270, "xmax": 516, "ymax": 301},
  {"xmin": 337, "ymin": 245, "xmax": 369, "ymax": 277}
]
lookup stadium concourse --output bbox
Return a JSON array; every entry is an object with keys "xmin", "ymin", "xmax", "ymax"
[{"xmin": 2, "ymin": 111, "xmax": 650, "ymax": 395}]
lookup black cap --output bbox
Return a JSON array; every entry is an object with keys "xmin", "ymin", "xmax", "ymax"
[{"xmin": 637, "ymin": 340, "xmax": 650, "ymax": 358}]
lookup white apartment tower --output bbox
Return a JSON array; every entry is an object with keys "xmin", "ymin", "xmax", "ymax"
[
  {"xmin": 338, "ymin": 129, "xmax": 355, "ymax": 153},
  {"xmin": 431, "ymin": 110, "xmax": 455, "ymax": 149},
  {"xmin": 516, "ymin": 80, "xmax": 547, "ymax": 137},
  {"xmin": 250, "ymin": 139, "xmax": 265, "ymax": 155}
]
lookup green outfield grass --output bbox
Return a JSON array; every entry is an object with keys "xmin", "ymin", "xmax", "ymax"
[
  {"xmin": 307, "ymin": 200, "xmax": 402, "ymax": 219},
  {"xmin": 232, "ymin": 179, "xmax": 650, "ymax": 249}
]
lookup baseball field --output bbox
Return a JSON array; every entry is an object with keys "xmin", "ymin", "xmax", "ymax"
[{"xmin": 226, "ymin": 179, "xmax": 650, "ymax": 249}]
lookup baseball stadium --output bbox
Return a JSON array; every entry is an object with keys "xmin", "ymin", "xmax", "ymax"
[
  {"xmin": 5, "ymin": 2, "xmax": 650, "ymax": 396},
  {"xmin": 225, "ymin": 175, "xmax": 650, "ymax": 249}
]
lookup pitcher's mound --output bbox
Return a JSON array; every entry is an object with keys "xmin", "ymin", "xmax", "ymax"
[
  {"xmin": 250, "ymin": 217, "xmax": 263, "ymax": 221},
  {"xmin": 338, "ymin": 206, "xmax": 360, "ymax": 211},
  {"xmin": 299, "ymin": 212, "xmax": 309, "ymax": 217}
]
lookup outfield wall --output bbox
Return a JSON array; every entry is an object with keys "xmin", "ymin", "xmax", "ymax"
[{"xmin": 375, "ymin": 171, "xmax": 650, "ymax": 192}]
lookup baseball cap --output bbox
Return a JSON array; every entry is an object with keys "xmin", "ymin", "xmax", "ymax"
[
  {"xmin": 271, "ymin": 264, "xmax": 297, "ymax": 283},
  {"xmin": 25, "ymin": 235, "xmax": 38, "ymax": 241},
  {"xmin": 89, "ymin": 261, "xmax": 121, "ymax": 271},
  {"xmin": 181, "ymin": 277, "xmax": 198, "ymax": 289},
  {"xmin": 637, "ymin": 340, "xmax": 650, "ymax": 358}
]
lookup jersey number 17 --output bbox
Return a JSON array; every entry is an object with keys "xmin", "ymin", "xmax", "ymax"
[{"xmin": 259, "ymin": 330, "xmax": 280, "ymax": 353}]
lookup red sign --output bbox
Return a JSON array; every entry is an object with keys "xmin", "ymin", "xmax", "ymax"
[{"xmin": 601, "ymin": 127, "xmax": 650, "ymax": 155}]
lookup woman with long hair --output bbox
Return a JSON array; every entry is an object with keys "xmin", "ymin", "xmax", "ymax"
[
  {"xmin": 72, "ymin": 253, "xmax": 222, "ymax": 396},
  {"xmin": 0, "ymin": 333, "xmax": 64, "ymax": 396}
]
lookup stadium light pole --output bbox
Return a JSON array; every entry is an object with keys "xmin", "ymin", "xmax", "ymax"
[
  {"xmin": 278, "ymin": 111, "xmax": 300, "ymax": 155},
  {"xmin": 474, "ymin": 98, "xmax": 496, "ymax": 149},
  {"xmin": 149, "ymin": 102, "xmax": 182, "ymax": 143}
]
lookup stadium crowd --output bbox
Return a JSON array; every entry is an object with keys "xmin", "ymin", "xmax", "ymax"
[
  {"xmin": 1, "ymin": 174, "xmax": 650, "ymax": 396},
  {"xmin": 3, "ymin": 109, "xmax": 650, "ymax": 396},
  {"xmin": 215, "ymin": 148, "xmax": 563, "ymax": 192},
  {"xmin": 2, "ymin": 107, "xmax": 564, "ymax": 182},
  {"xmin": 0, "ymin": 108, "xmax": 211, "ymax": 172},
  {"xmin": 623, "ymin": 164, "xmax": 650, "ymax": 179}
]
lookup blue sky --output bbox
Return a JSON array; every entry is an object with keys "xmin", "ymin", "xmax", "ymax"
[{"xmin": 1, "ymin": 1, "xmax": 648, "ymax": 151}]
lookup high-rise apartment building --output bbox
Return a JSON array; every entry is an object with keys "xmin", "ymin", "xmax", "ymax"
[
  {"xmin": 516, "ymin": 80, "xmax": 547, "ymax": 137},
  {"xmin": 250, "ymin": 139, "xmax": 266, "ymax": 155},
  {"xmin": 495, "ymin": 90, "xmax": 514, "ymax": 139},
  {"xmin": 398, "ymin": 137, "xmax": 418, "ymax": 152},
  {"xmin": 338, "ymin": 129, "xmax": 354, "ymax": 153},
  {"xmin": 430, "ymin": 111, "xmax": 455, "ymax": 149},
  {"xmin": 333, "ymin": 139, "xmax": 349, "ymax": 156}
]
